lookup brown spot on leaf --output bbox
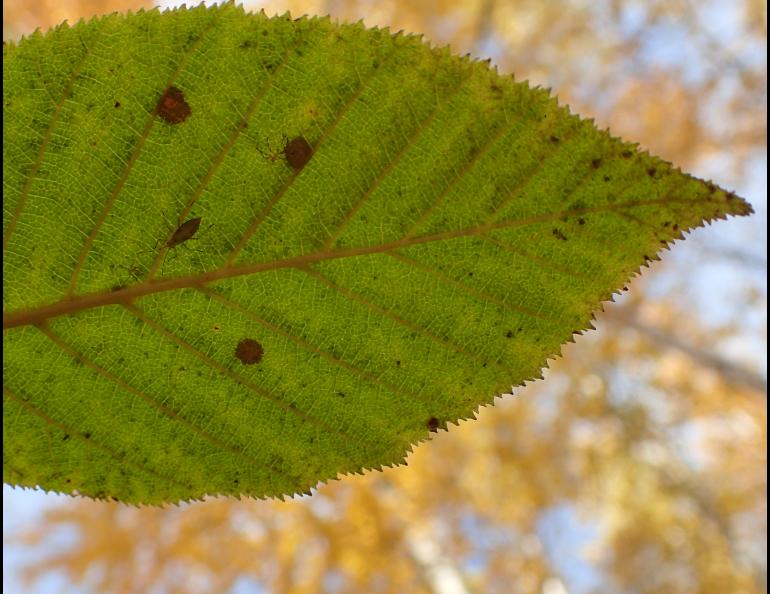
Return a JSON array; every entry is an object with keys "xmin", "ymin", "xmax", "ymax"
[
  {"xmin": 284, "ymin": 136, "xmax": 313, "ymax": 171},
  {"xmin": 577, "ymin": 217, "xmax": 586, "ymax": 225},
  {"xmin": 591, "ymin": 158, "xmax": 602, "ymax": 169},
  {"xmin": 549, "ymin": 135, "xmax": 560, "ymax": 143},
  {"xmin": 114, "ymin": 101, "xmax": 121, "ymax": 108},
  {"xmin": 427, "ymin": 417, "xmax": 440, "ymax": 432},
  {"xmin": 157, "ymin": 86, "xmax": 191, "ymax": 124},
  {"xmin": 505, "ymin": 330, "xmax": 514, "ymax": 338},
  {"xmin": 621, "ymin": 150, "xmax": 633, "ymax": 158},
  {"xmin": 552, "ymin": 228, "xmax": 567, "ymax": 241},
  {"xmin": 235, "ymin": 339, "xmax": 264, "ymax": 365}
]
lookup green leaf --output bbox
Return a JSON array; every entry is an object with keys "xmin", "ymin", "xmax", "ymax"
[{"xmin": 2, "ymin": 3, "xmax": 752, "ymax": 505}]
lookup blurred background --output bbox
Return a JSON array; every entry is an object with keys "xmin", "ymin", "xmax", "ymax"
[{"xmin": 3, "ymin": 1, "xmax": 766, "ymax": 593}]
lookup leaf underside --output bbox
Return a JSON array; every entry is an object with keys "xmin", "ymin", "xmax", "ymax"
[{"xmin": 2, "ymin": 3, "xmax": 752, "ymax": 504}]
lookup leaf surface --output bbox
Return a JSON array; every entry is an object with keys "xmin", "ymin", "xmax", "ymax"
[{"xmin": 2, "ymin": 4, "xmax": 752, "ymax": 504}]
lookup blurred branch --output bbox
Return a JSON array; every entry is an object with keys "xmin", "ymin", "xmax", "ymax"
[
  {"xmin": 373, "ymin": 478, "xmax": 474, "ymax": 594},
  {"xmin": 403, "ymin": 527, "xmax": 474, "ymax": 594},
  {"xmin": 607, "ymin": 309, "xmax": 767, "ymax": 394},
  {"xmin": 473, "ymin": 0, "xmax": 496, "ymax": 55}
]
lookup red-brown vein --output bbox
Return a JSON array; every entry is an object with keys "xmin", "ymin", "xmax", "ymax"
[
  {"xmin": 3, "ymin": 24, "xmax": 104, "ymax": 252},
  {"xmin": 66, "ymin": 20, "xmax": 216, "ymax": 297},
  {"xmin": 122, "ymin": 302, "xmax": 371, "ymax": 454},
  {"xmin": 395, "ymin": 144, "xmax": 628, "ymax": 311},
  {"xmin": 321, "ymin": 65, "xmax": 472, "ymax": 250},
  {"xmin": 2, "ymin": 198, "xmax": 711, "ymax": 329},
  {"xmin": 199, "ymin": 285, "xmax": 434, "ymax": 410},
  {"xmin": 225, "ymin": 50, "xmax": 388, "ymax": 266},
  {"xmin": 146, "ymin": 36, "xmax": 307, "ymax": 281},
  {"xmin": 482, "ymin": 236, "xmax": 593, "ymax": 282},
  {"xmin": 387, "ymin": 251, "xmax": 562, "ymax": 324},
  {"xmin": 301, "ymin": 265, "xmax": 509, "ymax": 372},
  {"xmin": 403, "ymin": 105, "xmax": 564, "ymax": 240},
  {"xmin": 3, "ymin": 386, "xmax": 187, "ymax": 488},
  {"xmin": 35, "ymin": 322, "xmax": 299, "ymax": 484}
]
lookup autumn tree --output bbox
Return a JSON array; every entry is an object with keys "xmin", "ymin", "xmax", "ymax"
[{"xmin": 3, "ymin": 1, "xmax": 766, "ymax": 593}]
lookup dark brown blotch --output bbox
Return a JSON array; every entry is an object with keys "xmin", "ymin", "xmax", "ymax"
[
  {"xmin": 552, "ymin": 228, "xmax": 568, "ymax": 241},
  {"xmin": 157, "ymin": 86, "xmax": 191, "ymax": 124},
  {"xmin": 591, "ymin": 158, "xmax": 602, "ymax": 169},
  {"xmin": 167, "ymin": 217, "xmax": 202, "ymax": 249},
  {"xmin": 427, "ymin": 417, "xmax": 440, "ymax": 432},
  {"xmin": 284, "ymin": 136, "xmax": 313, "ymax": 171},
  {"xmin": 621, "ymin": 150, "xmax": 633, "ymax": 159},
  {"xmin": 235, "ymin": 338, "xmax": 264, "ymax": 365}
]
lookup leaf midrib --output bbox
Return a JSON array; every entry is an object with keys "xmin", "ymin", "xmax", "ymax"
[{"xmin": 2, "ymin": 196, "xmax": 694, "ymax": 330}]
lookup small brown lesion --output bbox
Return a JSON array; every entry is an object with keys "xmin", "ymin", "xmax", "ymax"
[
  {"xmin": 235, "ymin": 338, "xmax": 264, "ymax": 365},
  {"xmin": 157, "ymin": 86, "xmax": 191, "ymax": 124},
  {"xmin": 259, "ymin": 136, "xmax": 314, "ymax": 171},
  {"xmin": 552, "ymin": 228, "xmax": 568, "ymax": 241},
  {"xmin": 284, "ymin": 137, "xmax": 313, "ymax": 170},
  {"xmin": 427, "ymin": 417, "xmax": 440, "ymax": 432}
]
